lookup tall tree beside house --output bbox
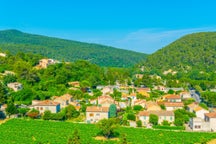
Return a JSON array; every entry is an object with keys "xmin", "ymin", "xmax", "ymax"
[
  {"xmin": 68, "ymin": 129, "xmax": 80, "ymax": 144},
  {"xmin": 5, "ymin": 102, "xmax": 18, "ymax": 117},
  {"xmin": 149, "ymin": 114, "xmax": 158, "ymax": 126},
  {"xmin": 109, "ymin": 104, "xmax": 117, "ymax": 118},
  {"xmin": 0, "ymin": 83, "xmax": 6, "ymax": 104}
]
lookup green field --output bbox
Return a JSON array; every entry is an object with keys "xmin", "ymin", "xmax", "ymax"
[{"xmin": 0, "ymin": 119, "xmax": 216, "ymax": 144}]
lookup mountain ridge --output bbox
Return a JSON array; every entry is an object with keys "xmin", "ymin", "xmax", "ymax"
[{"xmin": 0, "ymin": 29, "xmax": 148, "ymax": 67}]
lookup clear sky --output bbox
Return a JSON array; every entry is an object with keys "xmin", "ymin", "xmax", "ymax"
[{"xmin": 1, "ymin": 0, "xmax": 216, "ymax": 54}]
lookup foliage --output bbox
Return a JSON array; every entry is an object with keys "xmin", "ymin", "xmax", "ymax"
[
  {"xmin": 149, "ymin": 114, "xmax": 158, "ymax": 126},
  {"xmin": 152, "ymin": 125, "xmax": 185, "ymax": 130},
  {"xmin": 161, "ymin": 120, "xmax": 170, "ymax": 126},
  {"xmin": 5, "ymin": 102, "xmax": 18, "ymax": 117},
  {"xmin": 64, "ymin": 105, "xmax": 80, "ymax": 119},
  {"xmin": 109, "ymin": 104, "xmax": 117, "ymax": 118},
  {"xmin": 3, "ymin": 74, "xmax": 17, "ymax": 85},
  {"xmin": 119, "ymin": 133, "xmax": 128, "ymax": 144},
  {"xmin": 127, "ymin": 113, "xmax": 136, "ymax": 121},
  {"xmin": 27, "ymin": 109, "xmax": 39, "ymax": 119},
  {"xmin": 97, "ymin": 118, "xmax": 118, "ymax": 138},
  {"xmin": 199, "ymin": 103, "xmax": 209, "ymax": 110},
  {"xmin": 160, "ymin": 104, "xmax": 166, "ymax": 110},
  {"xmin": 201, "ymin": 91, "xmax": 216, "ymax": 106},
  {"xmin": 1, "ymin": 119, "xmax": 216, "ymax": 143},
  {"xmin": 136, "ymin": 120, "xmax": 142, "ymax": 127},
  {"xmin": 174, "ymin": 109, "xmax": 195, "ymax": 126},
  {"xmin": 0, "ymin": 83, "xmax": 7, "ymax": 104},
  {"xmin": 18, "ymin": 107, "xmax": 29, "ymax": 117},
  {"xmin": 133, "ymin": 105, "xmax": 143, "ymax": 111},
  {"xmin": 68, "ymin": 129, "xmax": 80, "ymax": 144},
  {"xmin": 0, "ymin": 29, "xmax": 147, "ymax": 67}
]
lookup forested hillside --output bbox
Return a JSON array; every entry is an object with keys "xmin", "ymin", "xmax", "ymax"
[
  {"xmin": 0, "ymin": 29, "xmax": 147, "ymax": 67},
  {"xmin": 144, "ymin": 32, "xmax": 216, "ymax": 72}
]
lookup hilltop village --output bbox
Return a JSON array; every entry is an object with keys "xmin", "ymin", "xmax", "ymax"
[{"xmin": 1, "ymin": 53, "xmax": 216, "ymax": 132}]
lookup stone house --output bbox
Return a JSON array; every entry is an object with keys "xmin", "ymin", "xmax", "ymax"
[
  {"xmin": 53, "ymin": 94, "xmax": 73, "ymax": 109},
  {"xmin": 29, "ymin": 100, "xmax": 60, "ymax": 113},
  {"xmin": 86, "ymin": 106, "xmax": 109, "ymax": 123},
  {"xmin": 138, "ymin": 110, "xmax": 174, "ymax": 126},
  {"xmin": 7, "ymin": 82, "xmax": 23, "ymax": 92}
]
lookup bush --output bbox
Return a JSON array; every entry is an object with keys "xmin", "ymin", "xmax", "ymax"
[
  {"xmin": 162, "ymin": 120, "xmax": 170, "ymax": 126},
  {"xmin": 153, "ymin": 125, "xmax": 185, "ymax": 130},
  {"xmin": 133, "ymin": 105, "xmax": 143, "ymax": 111},
  {"xmin": 136, "ymin": 120, "xmax": 142, "ymax": 127},
  {"xmin": 127, "ymin": 113, "xmax": 136, "ymax": 121}
]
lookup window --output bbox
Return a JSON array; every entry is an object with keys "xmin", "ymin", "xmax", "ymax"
[
  {"xmin": 164, "ymin": 116, "xmax": 166, "ymax": 120},
  {"xmin": 45, "ymin": 107, "xmax": 49, "ymax": 110},
  {"xmin": 96, "ymin": 113, "xmax": 100, "ymax": 116},
  {"xmin": 144, "ymin": 116, "xmax": 146, "ymax": 120},
  {"xmin": 40, "ymin": 107, "xmax": 43, "ymax": 110},
  {"xmin": 90, "ymin": 113, "xmax": 94, "ymax": 117},
  {"xmin": 170, "ymin": 116, "xmax": 173, "ymax": 120},
  {"xmin": 195, "ymin": 125, "xmax": 201, "ymax": 129}
]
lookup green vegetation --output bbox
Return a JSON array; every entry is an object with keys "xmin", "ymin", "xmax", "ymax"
[
  {"xmin": 0, "ymin": 29, "xmax": 147, "ymax": 67},
  {"xmin": 149, "ymin": 114, "xmax": 158, "ymax": 126},
  {"xmin": 1, "ymin": 119, "xmax": 216, "ymax": 144},
  {"xmin": 145, "ymin": 32, "xmax": 216, "ymax": 72}
]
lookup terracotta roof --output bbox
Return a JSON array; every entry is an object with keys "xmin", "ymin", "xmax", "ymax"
[
  {"xmin": 134, "ymin": 99, "xmax": 146, "ymax": 105},
  {"xmin": 138, "ymin": 110, "xmax": 174, "ymax": 116},
  {"xmin": 165, "ymin": 94, "xmax": 181, "ymax": 99},
  {"xmin": 205, "ymin": 112, "xmax": 216, "ymax": 118},
  {"xmin": 86, "ymin": 106, "xmax": 109, "ymax": 112},
  {"xmin": 164, "ymin": 102, "xmax": 184, "ymax": 107},
  {"xmin": 32, "ymin": 100, "xmax": 60, "ymax": 106},
  {"xmin": 136, "ymin": 87, "xmax": 150, "ymax": 92},
  {"xmin": 54, "ymin": 94, "xmax": 72, "ymax": 101},
  {"xmin": 187, "ymin": 103, "xmax": 198, "ymax": 109},
  {"xmin": 98, "ymin": 95, "xmax": 114, "ymax": 100}
]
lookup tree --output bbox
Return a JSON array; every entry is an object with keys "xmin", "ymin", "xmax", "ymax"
[
  {"xmin": 64, "ymin": 105, "xmax": 80, "ymax": 119},
  {"xmin": 136, "ymin": 120, "xmax": 142, "ymax": 127},
  {"xmin": 43, "ymin": 110, "xmax": 52, "ymax": 120},
  {"xmin": 6, "ymin": 102, "xmax": 18, "ymax": 117},
  {"xmin": 3, "ymin": 74, "xmax": 17, "ymax": 85},
  {"xmin": 162, "ymin": 120, "xmax": 170, "ymax": 126},
  {"xmin": 109, "ymin": 104, "xmax": 117, "ymax": 118},
  {"xmin": 133, "ymin": 105, "xmax": 143, "ymax": 111},
  {"xmin": 97, "ymin": 118, "xmax": 118, "ymax": 138},
  {"xmin": 18, "ymin": 108, "xmax": 29, "ymax": 117},
  {"xmin": 68, "ymin": 129, "xmax": 80, "ymax": 144},
  {"xmin": 149, "ymin": 114, "xmax": 158, "ymax": 126},
  {"xmin": 0, "ymin": 83, "xmax": 6, "ymax": 104},
  {"xmin": 127, "ymin": 113, "xmax": 136, "ymax": 121}
]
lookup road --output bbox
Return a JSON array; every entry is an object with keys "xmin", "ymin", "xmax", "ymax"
[{"xmin": 190, "ymin": 90, "xmax": 201, "ymax": 103}]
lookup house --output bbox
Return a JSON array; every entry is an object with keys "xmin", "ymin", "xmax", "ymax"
[
  {"xmin": 68, "ymin": 81, "xmax": 80, "ymax": 88},
  {"xmin": 98, "ymin": 95, "xmax": 115, "ymax": 107},
  {"xmin": 138, "ymin": 110, "xmax": 174, "ymax": 126},
  {"xmin": 180, "ymin": 91, "xmax": 191, "ymax": 99},
  {"xmin": 164, "ymin": 102, "xmax": 184, "ymax": 111},
  {"xmin": 189, "ymin": 117, "xmax": 208, "ymax": 131},
  {"xmin": 146, "ymin": 101, "xmax": 161, "ymax": 111},
  {"xmin": 133, "ymin": 99, "xmax": 146, "ymax": 108},
  {"xmin": 154, "ymin": 85, "xmax": 166, "ymax": 92},
  {"xmin": 193, "ymin": 106, "xmax": 209, "ymax": 119},
  {"xmin": 86, "ymin": 106, "xmax": 109, "ymax": 123},
  {"xmin": 29, "ymin": 100, "xmax": 60, "ymax": 113},
  {"xmin": 164, "ymin": 94, "xmax": 181, "ymax": 102},
  {"xmin": 101, "ymin": 86, "xmax": 113, "ymax": 96},
  {"xmin": 136, "ymin": 88, "xmax": 150, "ymax": 97},
  {"xmin": 53, "ymin": 94, "xmax": 73, "ymax": 108},
  {"xmin": 187, "ymin": 103, "xmax": 199, "ymax": 112},
  {"xmin": 36, "ymin": 59, "xmax": 57, "ymax": 69},
  {"xmin": 204, "ymin": 112, "xmax": 216, "ymax": 131},
  {"xmin": 7, "ymin": 82, "xmax": 22, "ymax": 91},
  {"xmin": 0, "ymin": 53, "xmax": 6, "ymax": 57},
  {"xmin": 135, "ymin": 74, "xmax": 143, "ymax": 79}
]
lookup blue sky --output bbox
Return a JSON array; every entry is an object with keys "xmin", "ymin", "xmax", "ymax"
[{"xmin": 1, "ymin": 0, "xmax": 216, "ymax": 54}]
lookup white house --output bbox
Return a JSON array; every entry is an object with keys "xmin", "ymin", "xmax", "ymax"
[{"xmin": 29, "ymin": 100, "xmax": 60, "ymax": 113}]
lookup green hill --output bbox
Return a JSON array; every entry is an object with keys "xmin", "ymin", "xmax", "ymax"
[
  {"xmin": 145, "ymin": 32, "xmax": 216, "ymax": 72},
  {"xmin": 0, "ymin": 29, "xmax": 147, "ymax": 67}
]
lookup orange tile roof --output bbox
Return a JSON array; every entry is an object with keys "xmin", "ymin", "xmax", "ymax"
[
  {"xmin": 33, "ymin": 100, "xmax": 60, "ymax": 106},
  {"xmin": 86, "ymin": 106, "xmax": 109, "ymax": 112},
  {"xmin": 138, "ymin": 110, "xmax": 174, "ymax": 116},
  {"xmin": 205, "ymin": 112, "xmax": 216, "ymax": 118},
  {"xmin": 187, "ymin": 103, "xmax": 198, "ymax": 109},
  {"xmin": 53, "ymin": 94, "xmax": 72, "ymax": 101},
  {"xmin": 165, "ymin": 94, "xmax": 181, "ymax": 99},
  {"xmin": 164, "ymin": 102, "xmax": 184, "ymax": 107}
]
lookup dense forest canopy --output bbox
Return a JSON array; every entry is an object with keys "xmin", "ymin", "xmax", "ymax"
[
  {"xmin": 144, "ymin": 32, "xmax": 216, "ymax": 72},
  {"xmin": 0, "ymin": 29, "xmax": 148, "ymax": 67}
]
